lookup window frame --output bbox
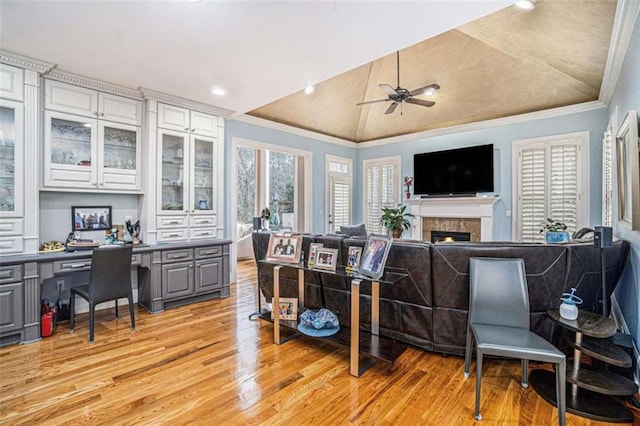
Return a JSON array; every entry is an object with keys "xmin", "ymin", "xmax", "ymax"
[
  {"xmin": 362, "ymin": 155, "xmax": 401, "ymax": 234},
  {"xmin": 325, "ymin": 154, "xmax": 353, "ymax": 233}
]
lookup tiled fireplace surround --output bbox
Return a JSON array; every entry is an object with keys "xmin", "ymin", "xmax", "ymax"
[{"xmin": 406, "ymin": 197, "xmax": 500, "ymax": 242}]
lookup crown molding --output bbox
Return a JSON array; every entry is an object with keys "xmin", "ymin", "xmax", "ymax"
[
  {"xmin": 139, "ymin": 87, "xmax": 234, "ymax": 117},
  {"xmin": 599, "ymin": 0, "xmax": 640, "ymax": 105},
  {"xmin": 0, "ymin": 50, "xmax": 54, "ymax": 73},
  {"xmin": 236, "ymin": 101, "xmax": 606, "ymax": 149},
  {"xmin": 46, "ymin": 69, "xmax": 143, "ymax": 100},
  {"xmin": 232, "ymin": 114, "xmax": 358, "ymax": 148},
  {"xmin": 358, "ymin": 101, "xmax": 607, "ymax": 148}
]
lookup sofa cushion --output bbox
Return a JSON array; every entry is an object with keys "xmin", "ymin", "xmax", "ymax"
[{"xmin": 339, "ymin": 223, "xmax": 367, "ymax": 237}]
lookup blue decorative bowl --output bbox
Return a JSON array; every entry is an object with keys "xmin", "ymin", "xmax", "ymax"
[{"xmin": 545, "ymin": 231, "xmax": 570, "ymax": 243}]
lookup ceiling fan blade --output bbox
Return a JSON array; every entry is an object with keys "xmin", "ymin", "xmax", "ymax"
[
  {"xmin": 385, "ymin": 102, "xmax": 398, "ymax": 115},
  {"xmin": 406, "ymin": 98, "xmax": 436, "ymax": 108},
  {"xmin": 379, "ymin": 84, "xmax": 398, "ymax": 95},
  {"xmin": 409, "ymin": 83, "xmax": 441, "ymax": 96},
  {"xmin": 356, "ymin": 98, "xmax": 391, "ymax": 106}
]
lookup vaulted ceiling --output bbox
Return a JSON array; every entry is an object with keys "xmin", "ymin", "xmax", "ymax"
[
  {"xmin": 0, "ymin": 1, "xmax": 617, "ymax": 144},
  {"xmin": 249, "ymin": 0, "xmax": 617, "ymax": 142}
]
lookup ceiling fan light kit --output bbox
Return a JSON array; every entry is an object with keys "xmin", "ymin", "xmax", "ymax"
[{"xmin": 356, "ymin": 51, "xmax": 439, "ymax": 115}]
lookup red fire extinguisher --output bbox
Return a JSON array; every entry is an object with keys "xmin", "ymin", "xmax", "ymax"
[{"xmin": 41, "ymin": 300, "xmax": 55, "ymax": 338}]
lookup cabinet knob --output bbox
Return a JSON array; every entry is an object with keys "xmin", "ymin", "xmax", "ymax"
[
  {"xmin": 184, "ymin": 127, "xmax": 189, "ymax": 131},
  {"xmin": 91, "ymin": 181, "xmax": 97, "ymax": 185},
  {"xmin": 191, "ymin": 128, "xmax": 196, "ymax": 132},
  {"xmin": 100, "ymin": 113, "xmax": 105, "ymax": 117}
]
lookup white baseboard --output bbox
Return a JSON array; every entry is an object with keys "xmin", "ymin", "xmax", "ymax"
[{"xmin": 611, "ymin": 294, "xmax": 640, "ymax": 388}]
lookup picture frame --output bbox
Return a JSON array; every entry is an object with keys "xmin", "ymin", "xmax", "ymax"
[
  {"xmin": 266, "ymin": 233, "xmax": 303, "ymax": 263},
  {"xmin": 359, "ymin": 234, "xmax": 392, "ymax": 280},
  {"xmin": 616, "ymin": 110, "xmax": 640, "ymax": 230},
  {"xmin": 71, "ymin": 206, "xmax": 112, "ymax": 232},
  {"xmin": 308, "ymin": 243, "xmax": 323, "ymax": 266},
  {"xmin": 312, "ymin": 247, "xmax": 339, "ymax": 272},
  {"xmin": 271, "ymin": 297, "xmax": 298, "ymax": 321},
  {"xmin": 345, "ymin": 246, "xmax": 363, "ymax": 272}
]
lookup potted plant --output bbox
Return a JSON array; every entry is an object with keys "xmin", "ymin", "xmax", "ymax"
[
  {"xmin": 539, "ymin": 218, "xmax": 570, "ymax": 243},
  {"xmin": 379, "ymin": 204, "xmax": 414, "ymax": 238}
]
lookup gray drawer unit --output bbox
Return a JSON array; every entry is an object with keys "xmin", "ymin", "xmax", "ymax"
[
  {"xmin": 53, "ymin": 258, "xmax": 92, "ymax": 274},
  {"xmin": 161, "ymin": 249, "xmax": 194, "ymax": 263},
  {"xmin": 195, "ymin": 246, "xmax": 222, "ymax": 259},
  {"xmin": 0, "ymin": 265, "xmax": 22, "ymax": 285}
]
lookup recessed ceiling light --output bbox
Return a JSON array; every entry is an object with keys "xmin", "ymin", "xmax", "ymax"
[
  {"xmin": 424, "ymin": 87, "xmax": 436, "ymax": 97},
  {"xmin": 304, "ymin": 85, "xmax": 315, "ymax": 95},
  {"xmin": 83, "ymin": 123, "xmax": 92, "ymax": 128},
  {"xmin": 187, "ymin": 0, "xmax": 202, "ymax": 3},
  {"xmin": 211, "ymin": 87, "xmax": 226, "ymax": 96},
  {"xmin": 515, "ymin": 0, "xmax": 535, "ymax": 10}
]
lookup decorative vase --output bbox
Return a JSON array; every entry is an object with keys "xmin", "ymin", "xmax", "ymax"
[
  {"xmin": 545, "ymin": 231, "xmax": 570, "ymax": 243},
  {"xmin": 406, "ymin": 191, "xmax": 411, "ymax": 199},
  {"xmin": 391, "ymin": 228, "xmax": 402, "ymax": 238}
]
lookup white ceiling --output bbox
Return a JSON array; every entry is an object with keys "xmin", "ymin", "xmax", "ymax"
[{"xmin": 0, "ymin": 0, "xmax": 512, "ymax": 117}]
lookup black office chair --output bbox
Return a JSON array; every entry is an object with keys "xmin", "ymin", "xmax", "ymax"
[
  {"xmin": 70, "ymin": 245, "xmax": 135, "ymax": 343},
  {"xmin": 464, "ymin": 257, "xmax": 566, "ymax": 426}
]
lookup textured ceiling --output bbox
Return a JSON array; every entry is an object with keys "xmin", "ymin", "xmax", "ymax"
[{"xmin": 249, "ymin": 0, "xmax": 617, "ymax": 142}]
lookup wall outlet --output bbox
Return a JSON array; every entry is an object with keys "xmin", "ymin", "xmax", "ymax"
[{"xmin": 505, "ymin": 210, "xmax": 511, "ymax": 217}]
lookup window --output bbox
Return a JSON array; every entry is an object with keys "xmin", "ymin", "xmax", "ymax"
[
  {"xmin": 602, "ymin": 122, "xmax": 614, "ymax": 227},
  {"xmin": 326, "ymin": 155, "xmax": 352, "ymax": 233},
  {"xmin": 513, "ymin": 132, "xmax": 589, "ymax": 242},
  {"xmin": 363, "ymin": 156, "xmax": 400, "ymax": 234},
  {"xmin": 233, "ymin": 138, "xmax": 311, "ymax": 234}
]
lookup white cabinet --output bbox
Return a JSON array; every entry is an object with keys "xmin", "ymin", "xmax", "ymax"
[
  {"xmin": 43, "ymin": 80, "xmax": 142, "ymax": 192},
  {"xmin": 158, "ymin": 103, "xmax": 217, "ymax": 136},
  {"xmin": 156, "ymin": 130, "xmax": 218, "ymax": 241},
  {"xmin": 45, "ymin": 80, "xmax": 141, "ymax": 125},
  {"xmin": 0, "ymin": 65, "xmax": 24, "ymax": 102},
  {"xmin": 0, "ymin": 97, "xmax": 24, "ymax": 255},
  {"xmin": 156, "ymin": 107, "xmax": 220, "ymax": 242}
]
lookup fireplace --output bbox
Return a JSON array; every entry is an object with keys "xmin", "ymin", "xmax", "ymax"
[
  {"xmin": 431, "ymin": 230, "xmax": 471, "ymax": 243},
  {"xmin": 407, "ymin": 197, "xmax": 499, "ymax": 241}
]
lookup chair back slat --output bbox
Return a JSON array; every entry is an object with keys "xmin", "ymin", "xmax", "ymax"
[
  {"xmin": 88, "ymin": 245, "xmax": 133, "ymax": 303},
  {"xmin": 469, "ymin": 257, "xmax": 529, "ymax": 329}
]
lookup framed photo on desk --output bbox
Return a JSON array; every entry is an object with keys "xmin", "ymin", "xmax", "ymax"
[
  {"xmin": 72, "ymin": 206, "xmax": 112, "ymax": 231},
  {"xmin": 266, "ymin": 233, "xmax": 302, "ymax": 263},
  {"xmin": 359, "ymin": 234, "xmax": 392, "ymax": 280}
]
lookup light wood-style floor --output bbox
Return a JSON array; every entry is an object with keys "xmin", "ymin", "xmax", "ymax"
[{"xmin": 1, "ymin": 260, "xmax": 638, "ymax": 425}]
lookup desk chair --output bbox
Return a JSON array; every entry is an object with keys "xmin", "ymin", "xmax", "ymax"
[
  {"xmin": 464, "ymin": 257, "xmax": 566, "ymax": 426},
  {"xmin": 70, "ymin": 245, "xmax": 135, "ymax": 343}
]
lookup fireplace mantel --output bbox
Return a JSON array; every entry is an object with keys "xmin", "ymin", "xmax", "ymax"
[{"xmin": 406, "ymin": 196, "xmax": 499, "ymax": 241}]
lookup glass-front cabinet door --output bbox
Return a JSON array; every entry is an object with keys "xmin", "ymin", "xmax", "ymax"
[
  {"xmin": 0, "ymin": 100, "xmax": 23, "ymax": 217},
  {"xmin": 98, "ymin": 122, "xmax": 141, "ymax": 190},
  {"xmin": 159, "ymin": 130, "xmax": 189, "ymax": 214},
  {"xmin": 44, "ymin": 111, "xmax": 97, "ymax": 188},
  {"xmin": 190, "ymin": 135, "xmax": 216, "ymax": 214}
]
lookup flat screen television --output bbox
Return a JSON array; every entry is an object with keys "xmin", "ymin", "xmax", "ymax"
[{"xmin": 413, "ymin": 144, "xmax": 494, "ymax": 197}]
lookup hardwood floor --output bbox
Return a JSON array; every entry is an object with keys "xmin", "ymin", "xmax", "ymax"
[{"xmin": 1, "ymin": 260, "xmax": 638, "ymax": 425}]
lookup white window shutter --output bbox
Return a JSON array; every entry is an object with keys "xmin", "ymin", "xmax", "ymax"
[
  {"xmin": 549, "ymin": 144, "xmax": 578, "ymax": 234},
  {"xmin": 366, "ymin": 164, "xmax": 381, "ymax": 233},
  {"xmin": 602, "ymin": 127, "xmax": 613, "ymax": 226},
  {"xmin": 331, "ymin": 178, "xmax": 350, "ymax": 231},
  {"xmin": 519, "ymin": 146, "xmax": 547, "ymax": 243},
  {"xmin": 514, "ymin": 132, "xmax": 588, "ymax": 243}
]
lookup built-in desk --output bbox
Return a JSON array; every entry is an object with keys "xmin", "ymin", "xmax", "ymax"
[{"xmin": 0, "ymin": 239, "xmax": 231, "ymax": 346}]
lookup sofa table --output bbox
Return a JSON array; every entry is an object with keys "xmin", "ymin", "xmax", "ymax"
[
  {"xmin": 530, "ymin": 309, "xmax": 635, "ymax": 423},
  {"xmin": 259, "ymin": 261, "xmax": 407, "ymax": 377}
]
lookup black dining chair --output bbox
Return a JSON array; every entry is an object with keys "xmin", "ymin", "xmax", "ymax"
[
  {"xmin": 70, "ymin": 245, "xmax": 135, "ymax": 343},
  {"xmin": 464, "ymin": 257, "xmax": 566, "ymax": 426}
]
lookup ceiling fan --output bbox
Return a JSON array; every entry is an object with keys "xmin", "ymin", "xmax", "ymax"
[{"xmin": 357, "ymin": 51, "xmax": 440, "ymax": 115}]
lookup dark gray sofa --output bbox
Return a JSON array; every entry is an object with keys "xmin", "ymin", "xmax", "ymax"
[{"xmin": 252, "ymin": 231, "xmax": 630, "ymax": 356}]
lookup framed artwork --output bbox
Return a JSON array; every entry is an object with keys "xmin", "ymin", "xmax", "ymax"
[
  {"xmin": 616, "ymin": 110, "xmax": 640, "ymax": 230},
  {"xmin": 346, "ymin": 246, "xmax": 363, "ymax": 272},
  {"xmin": 266, "ymin": 233, "xmax": 302, "ymax": 263},
  {"xmin": 72, "ymin": 206, "xmax": 112, "ymax": 231},
  {"xmin": 271, "ymin": 297, "xmax": 298, "ymax": 321},
  {"xmin": 313, "ymin": 248, "xmax": 339, "ymax": 272},
  {"xmin": 359, "ymin": 234, "xmax": 392, "ymax": 280},
  {"xmin": 308, "ymin": 243, "xmax": 323, "ymax": 266}
]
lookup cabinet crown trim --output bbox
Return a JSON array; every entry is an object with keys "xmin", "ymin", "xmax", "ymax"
[
  {"xmin": 46, "ymin": 70, "xmax": 143, "ymax": 100},
  {"xmin": 0, "ymin": 50, "xmax": 54, "ymax": 73},
  {"xmin": 140, "ymin": 87, "xmax": 233, "ymax": 118}
]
